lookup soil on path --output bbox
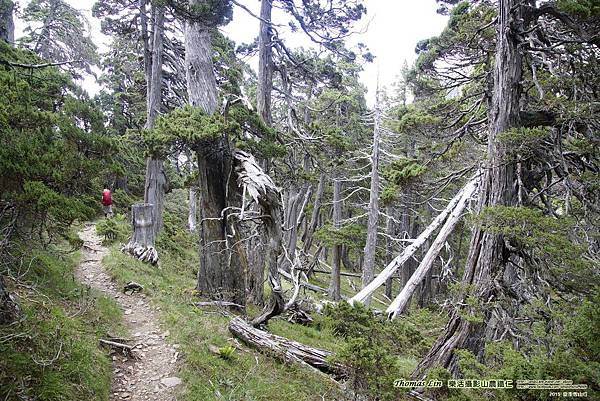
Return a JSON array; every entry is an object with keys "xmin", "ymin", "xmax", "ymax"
[{"xmin": 76, "ymin": 223, "xmax": 181, "ymax": 401}]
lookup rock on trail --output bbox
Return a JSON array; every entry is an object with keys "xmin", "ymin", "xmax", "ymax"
[{"xmin": 76, "ymin": 223, "xmax": 181, "ymax": 401}]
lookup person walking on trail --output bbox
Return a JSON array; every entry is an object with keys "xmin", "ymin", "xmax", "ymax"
[{"xmin": 102, "ymin": 188, "xmax": 113, "ymax": 218}]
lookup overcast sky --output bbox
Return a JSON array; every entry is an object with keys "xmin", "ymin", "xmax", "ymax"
[{"xmin": 14, "ymin": 0, "xmax": 448, "ymax": 103}]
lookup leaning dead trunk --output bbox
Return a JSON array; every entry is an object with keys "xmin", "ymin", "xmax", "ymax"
[
  {"xmin": 387, "ymin": 176, "xmax": 480, "ymax": 318},
  {"xmin": 122, "ymin": 203, "xmax": 159, "ymax": 265},
  {"xmin": 349, "ymin": 178, "xmax": 477, "ymax": 305},
  {"xmin": 414, "ymin": 0, "xmax": 524, "ymax": 377}
]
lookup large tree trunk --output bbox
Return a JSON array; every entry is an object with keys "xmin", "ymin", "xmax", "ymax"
[
  {"xmin": 361, "ymin": 98, "xmax": 382, "ymax": 305},
  {"xmin": 245, "ymin": 0, "xmax": 274, "ymax": 305},
  {"xmin": 256, "ymin": 0, "xmax": 273, "ymax": 125},
  {"xmin": 328, "ymin": 178, "xmax": 342, "ymax": 301},
  {"xmin": 142, "ymin": 5, "xmax": 167, "ymax": 237},
  {"xmin": 122, "ymin": 203, "xmax": 159, "ymax": 265},
  {"xmin": 414, "ymin": 0, "xmax": 524, "ymax": 377},
  {"xmin": 186, "ymin": 0, "xmax": 245, "ymax": 305},
  {"xmin": 0, "ymin": 0, "xmax": 14, "ymax": 45}
]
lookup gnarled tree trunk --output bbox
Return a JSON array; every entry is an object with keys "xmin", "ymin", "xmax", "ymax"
[
  {"xmin": 186, "ymin": 1, "xmax": 245, "ymax": 305},
  {"xmin": 142, "ymin": 4, "xmax": 167, "ymax": 237},
  {"xmin": 414, "ymin": 0, "xmax": 524, "ymax": 377}
]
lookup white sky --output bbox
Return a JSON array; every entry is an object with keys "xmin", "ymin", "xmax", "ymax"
[{"xmin": 14, "ymin": 0, "xmax": 448, "ymax": 104}]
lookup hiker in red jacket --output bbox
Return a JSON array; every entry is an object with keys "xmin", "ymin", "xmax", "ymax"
[{"xmin": 102, "ymin": 188, "xmax": 113, "ymax": 218}]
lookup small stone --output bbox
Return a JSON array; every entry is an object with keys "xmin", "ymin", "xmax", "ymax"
[
  {"xmin": 160, "ymin": 377, "xmax": 182, "ymax": 388},
  {"xmin": 124, "ymin": 309, "xmax": 132, "ymax": 315}
]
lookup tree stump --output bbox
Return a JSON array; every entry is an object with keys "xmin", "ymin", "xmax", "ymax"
[{"xmin": 122, "ymin": 203, "xmax": 159, "ymax": 265}]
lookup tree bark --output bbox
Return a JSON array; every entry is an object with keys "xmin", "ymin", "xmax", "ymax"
[
  {"xmin": 414, "ymin": 0, "xmax": 524, "ymax": 377},
  {"xmin": 328, "ymin": 178, "xmax": 342, "ymax": 301},
  {"xmin": 256, "ymin": 0, "xmax": 273, "ymax": 125},
  {"xmin": 361, "ymin": 96, "xmax": 382, "ymax": 305},
  {"xmin": 122, "ymin": 203, "xmax": 159, "ymax": 265},
  {"xmin": 142, "ymin": 4, "xmax": 167, "ymax": 236},
  {"xmin": 186, "ymin": 0, "xmax": 245, "ymax": 305},
  {"xmin": 0, "ymin": 0, "xmax": 14, "ymax": 45}
]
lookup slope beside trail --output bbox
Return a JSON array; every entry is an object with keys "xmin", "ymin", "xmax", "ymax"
[{"xmin": 76, "ymin": 222, "xmax": 182, "ymax": 401}]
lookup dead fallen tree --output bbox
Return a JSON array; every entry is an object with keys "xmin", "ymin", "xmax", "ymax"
[
  {"xmin": 228, "ymin": 316, "xmax": 345, "ymax": 377},
  {"xmin": 386, "ymin": 176, "xmax": 480, "ymax": 319},
  {"xmin": 229, "ymin": 317, "xmax": 434, "ymax": 401},
  {"xmin": 349, "ymin": 174, "xmax": 480, "ymax": 306}
]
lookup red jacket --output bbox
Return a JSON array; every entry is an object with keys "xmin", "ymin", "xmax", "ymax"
[{"xmin": 102, "ymin": 190, "xmax": 112, "ymax": 206}]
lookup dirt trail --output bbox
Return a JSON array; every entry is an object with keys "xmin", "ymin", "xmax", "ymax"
[{"xmin": 76, "ymin": 223, "xmax": 181, "ymax": 401}]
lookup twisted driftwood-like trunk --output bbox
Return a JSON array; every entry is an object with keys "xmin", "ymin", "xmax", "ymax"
[
  {"xmin": 122, "ymin": 203, "xmax": 158, "ymax": 265},
  {"xmin": 229, "ymin": 317, "xmax": 345, "ymax": 377}
]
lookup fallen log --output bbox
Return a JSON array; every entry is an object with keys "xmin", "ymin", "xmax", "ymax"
[{"xmin": 228, "ymin": 317, "xmax": 346, "ymax": 378}]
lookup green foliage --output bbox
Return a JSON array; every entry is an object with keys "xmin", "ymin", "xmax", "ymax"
[
  {"xmin": 147, "ymin": 106, "xmax": 233, "ymax": 155},
  {"xmin": 323, "ymin": 302, "xmax": 429, "ymax": 400},
  {"xmin": 557, "ymin": 0, "xmax": 600, "ymax": 18},
  {"xmin": 95, "ymin": 214, "xmax": 130, "ymax": 245},
  {"xmin": 20, "ymin": 0, "xmax": 99, "ymax": 76},
  {"xmin": 380, "ymin": 158, "xmax": 426, "ymax": 205},
  {"xmin": 0, "ymin": 247, "xmax": 122, "ymax": 401},
  {"xmin": 474, "ymin": 206, "xmax": 594, "ymax": 291},
  {"xmin": 497, "ymin": 127, "xmax": 550, "ymax": 157},
  {"xmin": 383, "ymin": 158, "xmax": 426, "ymax": 186},
  {"xmin": 147, "ymin": 104, "xmax": 285, "ymax": 160},
  {"xmin": 0, "ymin": 42, "xmax": 114, "ymax": 239},
  {"xmin": 314, "ymin": 223, "xmax": 366, "ymax": 249},
  {"xmin": 218, "ymin": 345, "xmax": 236, "ymax": 361}
]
